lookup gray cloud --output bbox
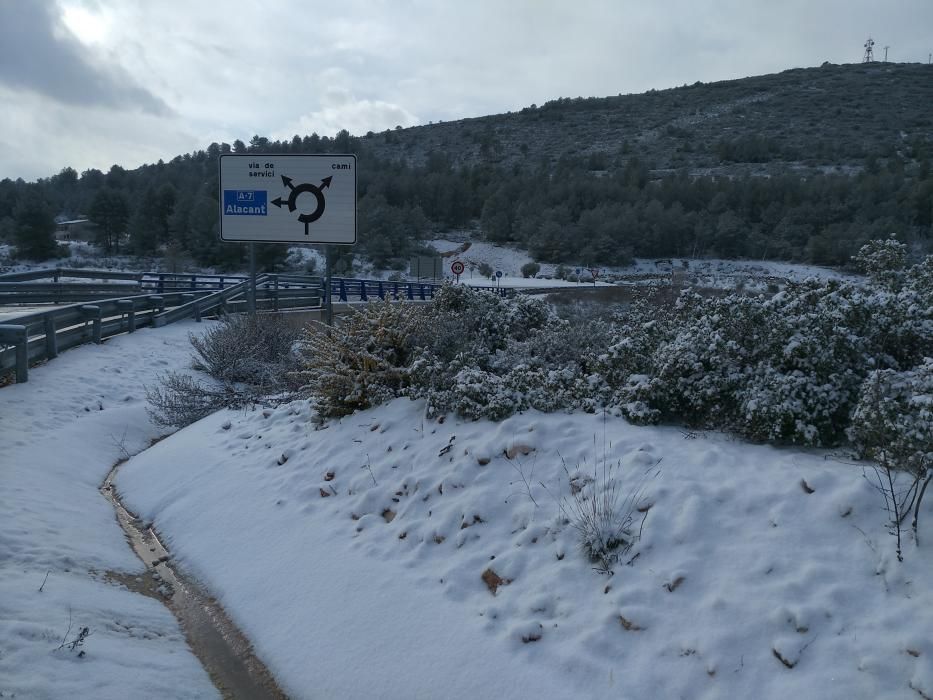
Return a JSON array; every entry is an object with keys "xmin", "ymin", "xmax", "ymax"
[
  {"xmin": 0, "ymin": 0, "xmax": 168, "ymax": 114},
  {"xmin": 4, "ymin": 0, "xmax": 933, "ymax": 181}
]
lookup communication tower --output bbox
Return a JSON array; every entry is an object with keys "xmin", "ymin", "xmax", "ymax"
[{"xmin": 863, "ymin": 36, "xmax": 875, "ymax": 63}]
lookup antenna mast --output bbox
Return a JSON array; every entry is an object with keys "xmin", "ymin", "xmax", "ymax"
[
  {"xmin": 883, "ymin": 46, "xmax": 889, "ymax": 62},
  {"xmin": 863, "ymin": 36, "xmax": 875, "ymax": 63}
]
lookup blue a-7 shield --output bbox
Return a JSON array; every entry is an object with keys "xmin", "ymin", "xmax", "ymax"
[{"xmin": 223, "ymin": 190, "xmax": 268, "ymax": 215}]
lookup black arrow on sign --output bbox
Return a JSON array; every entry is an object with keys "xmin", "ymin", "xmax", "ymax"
[
  {"xmin": 271, "ymin": 197, "xmax": 285, "ymax": 208},
  {"xmin": 281, "ymin": 175, "xmax": 294, "ymax": 190},
  {"xmin": 320, "ymin": 176, "xmax": 332, "ymax": 189}
]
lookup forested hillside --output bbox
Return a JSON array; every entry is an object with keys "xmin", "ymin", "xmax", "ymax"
[{"xmin": 1, "ymin": 62, "xmax": 931, "ymax": 270}]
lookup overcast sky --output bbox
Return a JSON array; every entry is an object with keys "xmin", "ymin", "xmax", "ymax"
[{"xmin": 1, "ymin": 0, "xmax": 931, "ymax": 181}]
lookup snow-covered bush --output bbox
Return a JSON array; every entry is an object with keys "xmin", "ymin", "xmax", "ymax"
[
  {"xmin": 424, "ymin": 366, "xmax": 521, "ymax": 421},
  {"xmin": 852, "ymin": 236, "xmax": 908, "ymax": 289},
  {"xmin": 426, "ymin": 284, "xmax": 554, "ymax": 354},
  {"xmin": 646, "ymin": 293, "xmax": 771, "ymax": 427},
  {"xmin": 146, "ymin": 373, "xmax": 249, "ymax": 428},
  {"xmin": 906, "ymin": 255, "xmax": 933, "ymax": 297},
  {"xmin": 410, "ymin": 286, "xmax": 583, "ymax": 418},
  {"xmin": 146, "ymin": 313, "xmax": 304, "ymax": 427},
  {"xmin": 849, "ymin": 359, "xmax": 933, "ymax": 559},
  {"xmin": 288, "ymin": 244, "xmax": 931, "ymax": 454},
  {"xmin": 498, "ymin": 314, "xmax": 610, "ymax": 413},
  {"xmin": 590, "ymin": 297, "xmax": 680, "ymax": 423},
  {"xmin": 189, "ymin": 312, "xmax": 303, "ymax": 389},
  {"xmin": 848, "ymin": 359, "xmax": 933, "ymax": 477},
  {"xmin": 736, "ymin": 281, "xmax": 871, "ymax": 444},
  {"xmin": 294, "ymin": 299, "xmax": 426, "ymax": 418},
  {"xmin": 521, "ymin": 261, "xmax": 540, "ymax": 278},
  {"xmin": 561, "ymin": 455, "xmax": 658, "ymax": 573},
  {"xmin": 739, "ymin": 366, "xmax": 855, "ymax": 445},
  {"xmin": 506, "ymin": 364, "xmax": 600, "ymax": 414}
]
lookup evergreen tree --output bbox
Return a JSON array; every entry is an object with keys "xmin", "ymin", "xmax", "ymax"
[
  {"xmin": 12, "ymin": 188, "xmax": 59, "ymax": 260},
  {"xmin": 88, "ymin": 188, "xmax": 129, "ymax": 254}
]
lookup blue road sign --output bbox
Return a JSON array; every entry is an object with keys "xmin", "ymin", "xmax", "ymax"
[{"xmin": 223, "ymin": 190, "xmax": 268, "ymax": 215}]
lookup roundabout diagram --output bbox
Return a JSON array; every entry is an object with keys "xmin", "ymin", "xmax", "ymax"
[{"xmin": 271, "ymin": 174, "xmax": 332, "ymax": 236}]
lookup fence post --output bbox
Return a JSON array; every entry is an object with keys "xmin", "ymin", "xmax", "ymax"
[
  {"xmin": 407, "ymin": 283, "xmax": 414, "ymax": 301},
  {"xmin": 44, "ymin": 315, "xmax": 58, "ymax": 359},
  {"xmin": 338, "ymin": 279, "xmax": 347, "ymax": 302},
  {"xmin": 419, "ymin": 284, "xmax": 426, "ymax": 301},
  {"xmin": 273, "ymin": 276, "xmax": 280, "ymax": 312},
  {"xmin": 359, "ymin": 281, "xmax": 368, "ymax": 302},
  {"xmin": 81, "ymin": 305, "xmax": 102, "ymax": 344},
  {"xmin": 377, "ymin": 281, "xmax": 384, "ymax": 300},
  {"xmin": 0, "ymin": 324, "xmax": 29, "ymax": 383},
  {"xmin": 157, "ymin": 274, "xmax": 165, "ymax": 294},
  {"xmin": 117, "ymin": 299, "xmax": 135, "ymax": 333}
]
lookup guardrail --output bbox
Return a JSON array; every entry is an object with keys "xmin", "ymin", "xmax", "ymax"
[
  {"xmin": 0, "ymin": 267, "xmax": 515, "ymax": 306},
  {"xmin": 0, "ymin": 268, "xmax": 255, "ymax": 304},
  {"xmin": 0, "ymin": 291, "xmax": 210, "ymax": 383},
  {"xmin": 0, "ymin": 268, "xmax": 516, "ymax": 383},
  {"xmin": 0, "ymin": 268, "xmax": 143, "ymax": 283},
  {"xmin": 332, "ymin": 278, "xmax": 439, "ymax": 302},
  {"xmin": 0, "ymin": 273, "xmax": 326, "ymax": 382},
  {"xmin": 329, "ymin": 279, "xmax": 513, "ymax": 301},
  {"xmin": 0, "ymin": 281, "xmax": 143, "ymax": 304}
]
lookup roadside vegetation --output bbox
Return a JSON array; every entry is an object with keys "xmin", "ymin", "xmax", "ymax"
[{"xmin": 149, "ymin": 238, "xmax": 932, "ymax": 555}]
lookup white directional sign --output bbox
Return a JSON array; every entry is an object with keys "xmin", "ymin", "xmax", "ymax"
[{"xmin": 219, "ymin": 154, "xmax": 357, "ymax": 244}]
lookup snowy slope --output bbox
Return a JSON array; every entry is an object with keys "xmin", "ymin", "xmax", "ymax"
[
  {"xmin": 0, "ymin": 323, "xmax": 218, "ymax": 699},
  {"xmin": 118, "ymin": 396, "xmax": 933, "ymax": 699}
]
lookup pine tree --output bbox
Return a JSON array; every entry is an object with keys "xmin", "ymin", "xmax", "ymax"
[{"xmin": 12, "ymin": 188, "xmax": 58, "ymax": 260}]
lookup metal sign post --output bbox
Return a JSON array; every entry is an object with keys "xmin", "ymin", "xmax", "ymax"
[
  {"xmin": 248, "ymin": 242, "xmax": 257, "ymax": 313},
  {"xmin": 451, "ymin": 260, "xmax": 465, "ymax": 284},
  {"xmin": 324, "ymin": 245, "xmax": 333, "ymax": 326}
]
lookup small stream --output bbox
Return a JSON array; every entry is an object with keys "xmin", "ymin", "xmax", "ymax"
[{"xmin": 101, "ymin": 461, "xmax": 287, "ymax": 699}]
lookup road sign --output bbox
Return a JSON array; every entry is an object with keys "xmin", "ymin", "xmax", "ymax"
[
  {"xmin": 495, "ymin": 270, "xmax": 502, "ymax": 278},
  {"xmin": 410, "ymin": 256, "xmax": 442, "ymax": 280},
  {"xmin": 450, "ymin": 261, "xmax": 465, "ymax": 276},
  {"xmin": 219, "ymin": 154, "xmax": 357, "ymax": 244}
]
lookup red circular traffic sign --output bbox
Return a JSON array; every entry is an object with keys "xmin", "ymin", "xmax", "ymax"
[{"xmin": 451, "ymin": 261, "xmax": 465, "ymax": 275}]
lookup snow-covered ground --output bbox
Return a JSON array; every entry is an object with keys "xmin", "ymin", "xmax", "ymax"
[
  {"xmin": 117, "ymin": 388, "xmax": 932, "ymax": 694},
  {"xmin": 427, "ymin": 238, "xmax": 860, "ymax": 289},
  {"xmin": 4, "ymin": 259, "xmax": 930, "ymax": 700},
  {"xmin": 0, "ymin": 322, "xmax": 219, "ymax": 699}
]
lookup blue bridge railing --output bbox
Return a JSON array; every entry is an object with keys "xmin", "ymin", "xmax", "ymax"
[{"xmin": 330, "ymin": 278, "xmax": 513, "ymax": 302}]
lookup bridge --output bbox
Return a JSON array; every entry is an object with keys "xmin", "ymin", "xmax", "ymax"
[{"xmin": 0, "ymin": 267, "xmax": 510, "ymax": 383}]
